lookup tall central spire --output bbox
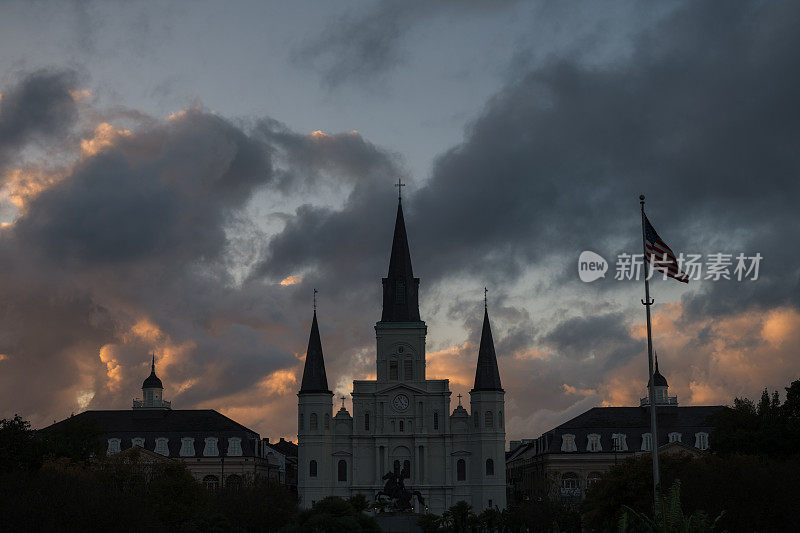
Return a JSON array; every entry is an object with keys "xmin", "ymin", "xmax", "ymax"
[
  {"xmin": 381, "ymin": 197, "xmax": 421, "ymax": 322},
  {"xmin": 472, "ymin": 306, "xmax": 503, "ymax": 391}
]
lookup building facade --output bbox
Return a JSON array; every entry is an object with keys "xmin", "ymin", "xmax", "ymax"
[
  {"xmin": 506, "ymin": 361, "xmax": 723, "ymax": 504},
  {"xmin": 46, "ymin": 358, "xmax": 283, "ymax": 490},
  {"xmin": 297, "ymin": 197, "xmax": 507, "ymax": 514}
]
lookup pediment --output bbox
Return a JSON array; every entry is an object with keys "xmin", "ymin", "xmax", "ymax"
[
  {"xmin": 450, "ymin": 450, "xmax": 472, "ymax": 456},
  {"xmin": 377, "ymin": 383, "xmax": 427, "ymax": 395}
]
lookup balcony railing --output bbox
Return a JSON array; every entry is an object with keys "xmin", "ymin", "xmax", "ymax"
[{"xmin": 640, "ymin": 396, "xmax": 678, "ymax": 406}]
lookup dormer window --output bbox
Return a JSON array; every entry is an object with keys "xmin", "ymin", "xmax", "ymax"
[
  {"xmin": 561, "ymin": 434, "xmax": 577, "ymax": 452},
  {"xmin": 669, "ymin": 432, "xmax": 682, "ymax": 443},
  {"xmin": 228, "ymin": 437, "xmax": 242, "ymax": 456},
  {"xmin": 587, "ymin": 433, "xmax": 602, "ymax": 452},
  {"xmin": 180, "ymin": 437, "xmax": 195, "ymax": 457},
  {"xmin": 641, "ymin": 432, "xmax": 652, "ymax": 451},
  {"xmin": 204, "ymin": 437, "xmax": 219, "ymax": 456},
  {"xmin": 612, "ymin": 433, "xmax": 628, "ymax": 451},
  {"xmin": 131, "ymin": 437, "xmax": 145, "ymax": 448},
  {"xmin": 695, "ymin": 432, "xmax": 709, "ymax": 450},
  {"xmin": 107, "ymin": 438, "xmax": 121, "ymax": 455},
  {"xmin": 155, "ymin": 437, "xmax": 169, "ymax": 456}
]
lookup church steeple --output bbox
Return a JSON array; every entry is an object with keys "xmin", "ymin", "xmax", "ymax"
[
  {"xmin": 380, "ymin": 196, "xmax": 421, "ymax": 322},
  {"xmin": 299, "ymin": 310, "xmax": 331, "ymax": 394},
  {"xmin": 472, "ymin": 305, "xmax": 503, "ymax": 392}
]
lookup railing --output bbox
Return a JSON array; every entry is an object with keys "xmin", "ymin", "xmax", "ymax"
[
  {"xmin": 640, "ymin": 396, "xmax": 678, "ymax": 406},
  {"xmin": 132, "ymin": 399, "xmax": 172, "ymax": 409}
]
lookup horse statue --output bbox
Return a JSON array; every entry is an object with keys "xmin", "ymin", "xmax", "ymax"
[{"xmin": 374, "ymin": 463, "xmax": 425, "ymax": 513}]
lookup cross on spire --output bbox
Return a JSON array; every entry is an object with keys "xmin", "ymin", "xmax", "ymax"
[
  {"xmin": 313, "ymin": 288, "xmax": 318, "ymax": 311},
  {"xmin": 340, "ymin": 396, "xmax": 346, "ymax": 409},
  {"xmin": 394, "ymin": 178, "xmax": 406, "ymax": 201},
  {"xmin": 457, "ymin": 393, "xmax": 462, "ymax": 406}
]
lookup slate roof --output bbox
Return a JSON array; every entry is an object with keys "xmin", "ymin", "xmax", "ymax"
[
  {"xmin": 472, "ymin": 307, "xmax": 503, "ymax": 391},
  {"xmin": 648, "ymin": 356, "xmax": 669, "ymax": 387},
  {"xmin": 266, "ymin": 437, "xmax": 298, "ymax": 458},
  {"xmin": 299, "ymin": 311, "xmax": 331, "ymax": 394},
  {"xmin": 539, "ymin": 406, "xmax": 723, "ymax": 453},
  {"xmin": 43, "ymin": 409, "xmax": 261, "ymax": 458},
  {"xmin": 380, "ymin": 198, "xmax": 421, "ymax": 322}
]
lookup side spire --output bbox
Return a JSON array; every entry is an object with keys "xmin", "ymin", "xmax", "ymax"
[
  {"xmin": 299, "ymin": 309, "xmax": 331, "ymax": 394},
  {"xmin": 380, "ymin": 193, "xmax": 421, "ymax": 322},
  {"xmin": 472, "ymin": 303, "xmax": 503, "ymax": 391}
]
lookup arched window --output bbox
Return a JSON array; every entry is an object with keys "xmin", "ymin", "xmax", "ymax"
[
  {"xmin": 338, "ymin": 460, "xmax": 347, "ymax": 482},
  {"xmin": 365, "ymin": 411, "xmax": 370, "ymax": 431},
  {"xmin": 474, "ymin": 411, "xmax": 480, "ymax": 428},
  {"xmin": 433, "ymin": 411, "xmax": 439, "ymax": 430},
  {"xmin": 587, "ymin": 472, "xmax": 602, "ymax": 488},
  {"xmin": 390, "ymin": 361, "xmax": 399, "ymax": 380},
  {"xmin": 324, "ymin": 413, "xmax": 330, "ymax": 430},
  {"xmin": 299, "ymin": 413, "xmax": 304, "ymax": 431},
  {"xmin": 499, "ymin": 411, "xmax": 504, "ymax": 428},
  {"xmin": 203, "ymin": 475, "xmax": 219, "ymax": 491},
  {"xmin": 399, "ymin": 420, "xmax": 404, "ymax": 432},
  {"xmin": 396, "ymin": 281, "xmax": 406, "ymax": 304},
  {"xmin": 393, "ymin": 460, "xmax": 401, "ymax": 473},
  {"xmin": 457, "ymin": 459, "xmax": 466, "ymax": 481},
  {"xmin": 310, "ymin": 413, "xmax": 318, "ymax": 431},
  {"xmin": 403, "ymin": 460, "xmax": 410, "ymax": 478},
  {"xmin": 310, "ymin": 460, "xmax": 318, "ymax": 477},
  {"xmin": 485, "ymin": 410, "xmax": 494, "ymax": 428},
  {"xmin": 404, "ymin": 359, "xmax": 413, "ymax": 380},
  {"xmin": 561, "ymin": 472, "xmax": 579, "ymax": 490},
  {"xmin": 486, "ymin": 458, "xmax": 494, "ymax": 476}
]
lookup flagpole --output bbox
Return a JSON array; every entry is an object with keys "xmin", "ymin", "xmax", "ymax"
[{"xmin": 640, "ymin": 194, "xmax": 661, "ymax": 505}]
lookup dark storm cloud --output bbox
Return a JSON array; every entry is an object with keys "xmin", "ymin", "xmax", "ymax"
[
  {"xmin": 542, "ymin": 313, "xmax": 638, "ymax": 365},
  {"xmin": 294, "ymin": 0, "xmax": 519, "ymax": 88},
  {"xmin": 0, "ymin": 69, "xmax": 80, "ymax": 166}
]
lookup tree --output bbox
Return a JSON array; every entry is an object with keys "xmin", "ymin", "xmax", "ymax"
[
  {"xmin": 618, "ymin": 480, "xmax": 725, "ymax": 533},
  {"xmin": 0, "ymin": 414, "xmax": 40, "ymax": 473},
  {"xmin": 282, "ymin": 496, "xmax": 380, "ymax": 533},
  {"xmin": 417, "ymin": 512, "xmax": 442, "ymax": 533}
]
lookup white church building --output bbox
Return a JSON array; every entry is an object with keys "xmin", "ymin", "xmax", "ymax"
[{"xmin": 297, "ymin": 194, "xmax": 507, "ymax": 514}]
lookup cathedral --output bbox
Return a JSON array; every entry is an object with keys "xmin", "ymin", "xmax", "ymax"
[{"xmin": 297, "ymin": 195, "xmax": 507, "ymax": 514}]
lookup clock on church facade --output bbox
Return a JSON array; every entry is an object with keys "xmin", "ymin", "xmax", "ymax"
[{"xmin": 296, "ymin": 193, "xmax": 507, "ymax": 515}]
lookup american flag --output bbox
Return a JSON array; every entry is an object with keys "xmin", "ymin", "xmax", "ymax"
[{"xmin": 644, "ymin": 214, "xmax": 689, "ymax": 283}]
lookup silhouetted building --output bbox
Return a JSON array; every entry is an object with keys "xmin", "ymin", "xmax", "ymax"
[
  {"xmin": 506, "ymin": 361, "xmax": 722, "ymax": 504},
  {"xmin": 297, "ymin": 195, "xmax": 507, "ymax": 514}
]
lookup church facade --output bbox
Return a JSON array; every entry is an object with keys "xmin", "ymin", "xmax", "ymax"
[{"xmin": 297, "ymin": 197, "xmax": 507, "ymax": 514}]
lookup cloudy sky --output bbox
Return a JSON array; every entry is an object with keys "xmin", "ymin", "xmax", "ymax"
[{"xmin": 1, "ymin": 0, "xmax": 798, "ymax": 443}]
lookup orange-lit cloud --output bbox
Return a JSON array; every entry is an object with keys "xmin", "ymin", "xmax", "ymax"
[
  {"xmin": 280, "ymin": 275, "xmax": 302, "ymax": 286},
  {"xmin": 80, "ymin": 122, "xmax": 132, "ymax": 157},
  {"xmin": 98, "ymin": 344, "xmax": 123, "ymax": 391},
  {"xmin": 1, "ymin": 167, "xmax": 65, "ymax": 208}
]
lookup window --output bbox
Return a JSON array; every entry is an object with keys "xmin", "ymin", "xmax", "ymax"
[
  {"xmin": 299, "ymin": 413, "xmax": 304, "ymax": 431},
  {"xmin": 404, "ymin": 359, "xmax": 413, "ymax": 381},
  {"xmin": 485, "ymin": 411, "xmax": 494, "ymax": 428},
  {"xmin": 310, "ymin": 413, "xmax": 318, "ymax": 431},
  {"xmin": 203, "ymin": 475, "xmax": 219, "ymax": 492},
  {"xmin": 499, "ymin": 411, "xmax": 504, "ymax": 428},
  {"xmin": 612, "ymin": 433, "xmax": 628, "ymax": 451},
  {"xmin": 474, "ymin": 411, "xmax": 480, "ymax": 428},
  {"xmin": 433, "ymin": 411, "xmax": 439, "ymax": 430},
  {"xmin": 695, "ymin": 432, "xmax": 709, "ymax": 451},
  {"xmin": 393, "ymin": 459, "xmax": 401, "ymax": 473},
  {"xmin": 204, "ymin": 437, "xmax": 219, "ymax": 457},
  {"xmin": 310, "ymin": 460, "xmax": 318, "ymax": 477},
  {"xmin": 457, "ymin": 459, "xmax": 466, "ymax": 481},
  {"xmin": 403, "ymin": 460, "xmax": 410, "ymax": 477},
  {"xmin": 324, "ymin": 413, "xmax": 330, "ymax": 430},
  {"xmin": 587, "ymin": 472, "xmax": 602, "ymax": 488},
  {"xmin": 146, "ymin": 390, "xmax": 153, "ymax": 403},
  {"xmin": 107, "ymin": 438, "xmax": 121, "ymax": 455},
  {"xmin": 486, "ymin": 458, "xmax": 494, "ymax": 476},
  {"xmin": 228, "ymin": 437, "xmax": 242, "ymax": 456},
  {"xmin": 131, "ymin": 437, "xmax": 145, "ymax": 448},
  {"xmin": 390, "ymin": 361, "xmax": 398, "ymax": 380},
  {"xmin": 180, "ymin": 437, "xmax": 195, "ymax": 457},
  {"xmin": 669, "ymin": 432, "xmax": 682, "ymax": 443},
  {"xmin": 399, "ymin": 420, "xmax": 404, "ymax": 432},
  {"xmin": 155, "ymin": 437, "xmax": 169, "ymax": 456},
  {"xmin": 396, "ymin": 281, "xmax": 406, "ymax": 304},
  {"xmin": 338, "ymin": 460, "xmax": 347, "ymax": 482},
  {"xmin": 641, "ymin": 432, "xmax": 652, "ymax": 451},
  {"xmin": 226, "ymin": 474, "xmax": 242, "ymax": 490},
  {"xmin": 561, "ymin": 472, "xmax": 579, "ymax": 490},
  {"xmin": 561, "ymin": 434, "xmax": 577, "ymax": 452},
  {"xmin": 365, "ymin": 412, "xmax": 370, "ymax": 431},
  {"xmin": 587, "ymin": 433, "xmax": 602, "ymax": 452}
]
